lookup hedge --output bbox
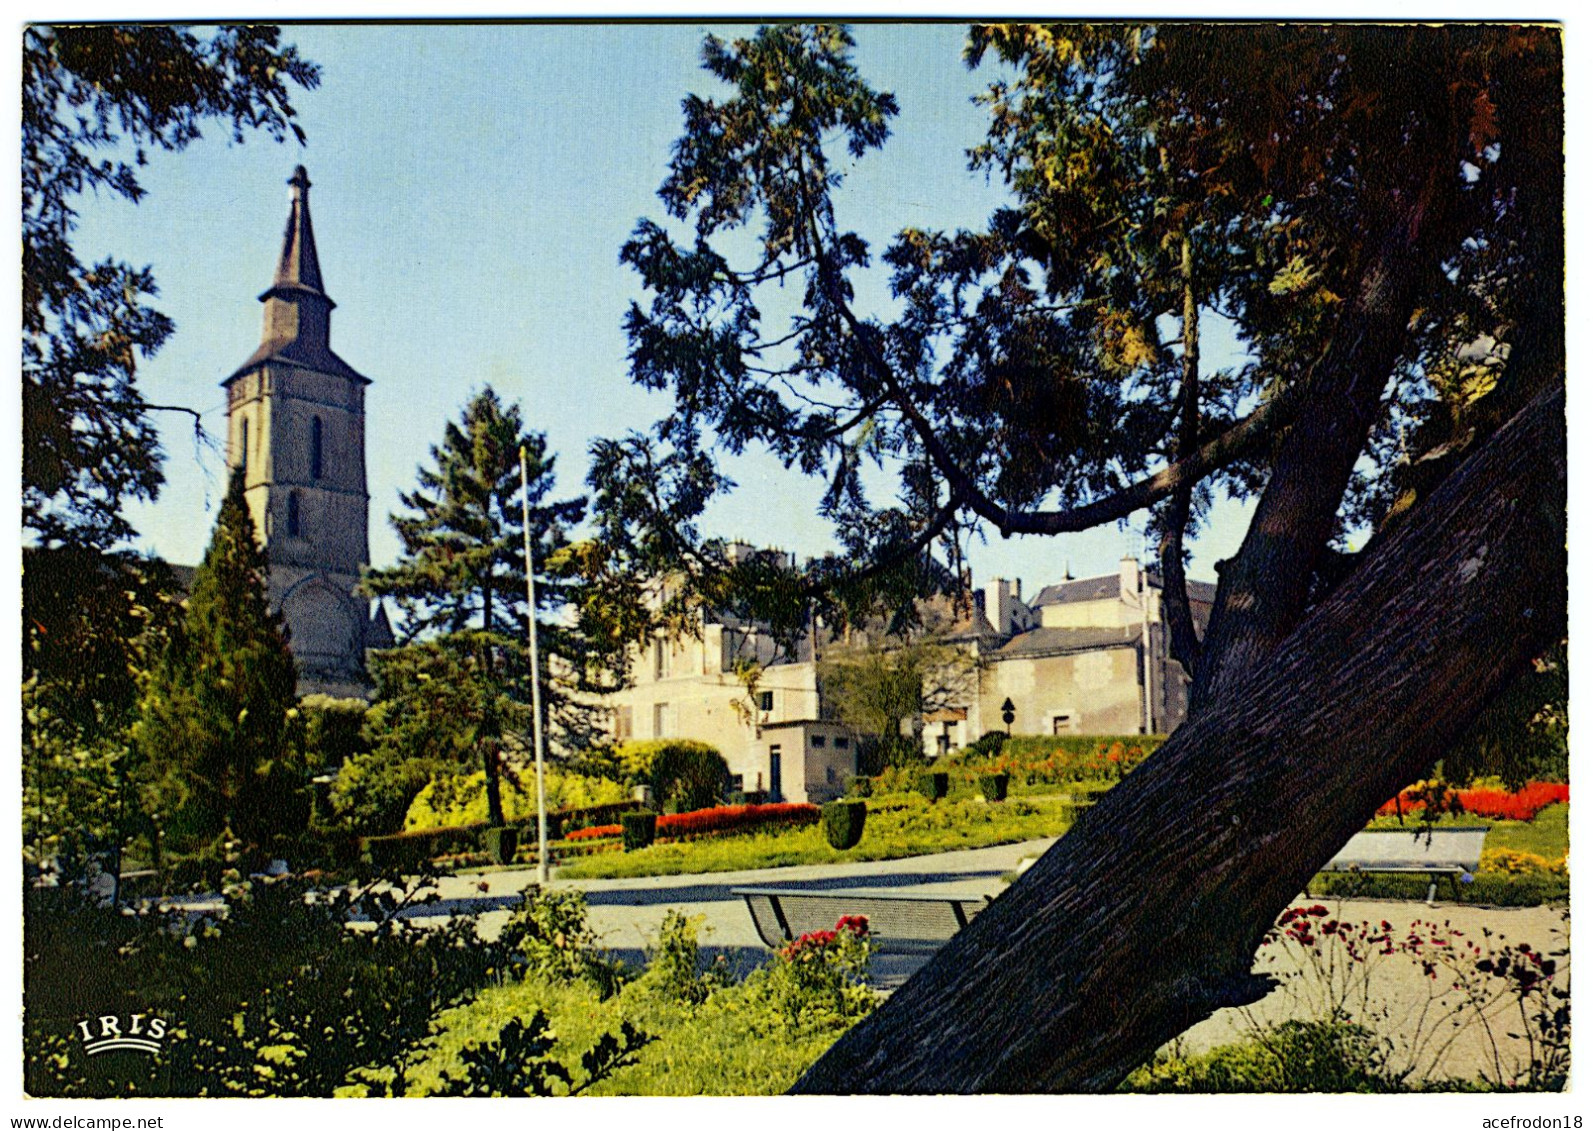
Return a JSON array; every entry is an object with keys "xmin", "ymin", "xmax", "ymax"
[{"xmin": 565, "ymin": 802, "xmax": 821, "ymax": 844}]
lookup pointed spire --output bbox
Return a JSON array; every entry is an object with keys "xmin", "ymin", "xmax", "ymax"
[
  {"xmin": 226, "ymin": 167, "xmax": 367, "ymax": 387},
  {"xmin": 267, "ymin": 165, "xmax": 328, "ymax": 299}
]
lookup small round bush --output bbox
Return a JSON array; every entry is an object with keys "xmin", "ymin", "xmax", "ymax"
[
  {"xmin": 919, "ymin": 771, "xmax": 949, "ymax": 801},
  {"xmin": 822, "ymin": 799, "xmax": 867, "ymax": 850}
]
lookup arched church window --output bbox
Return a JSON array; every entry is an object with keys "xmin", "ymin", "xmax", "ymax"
[
  {"xmin": 310, "ymin": 416, "xmax": 324, "ymax": 480},
  {"xmin": 287, "ymin": 490, "xmax": 301, "ymax": 537}
]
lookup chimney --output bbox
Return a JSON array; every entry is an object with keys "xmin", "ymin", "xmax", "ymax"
[
  {"xmin": 984, "ymin": 578, "xmax": 1013, "ymax": 635},
  {"xmin": 1120, "ymin": 554, "xmax": 1141, "ymax": 602}
]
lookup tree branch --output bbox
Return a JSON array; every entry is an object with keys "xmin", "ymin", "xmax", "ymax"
[{"xmin": 1159, "ymin": 234, "xmax": 1204, "ymax": 678}]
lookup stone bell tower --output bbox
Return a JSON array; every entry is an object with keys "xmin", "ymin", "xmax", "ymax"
[{"xmin": 223, "ymin": 166, "xmax": 391, "ymax": 698}]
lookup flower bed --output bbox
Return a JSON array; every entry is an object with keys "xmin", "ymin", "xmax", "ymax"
[
  {"xmin": 1376, "ymin": 781, "xmax": 1568, "ymax": 822},
  {"xmin": 948, "ymin": 736, "xmax": 1160, "ymax": 787},
  {"xmin": 562, "ymin": 802, "xmax": 820, "ymax": 845}
]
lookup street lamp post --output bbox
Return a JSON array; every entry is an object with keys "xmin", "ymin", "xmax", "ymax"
[{"xmin": 519, "ymin": 445, "xmax": 549, "ymax": 884}]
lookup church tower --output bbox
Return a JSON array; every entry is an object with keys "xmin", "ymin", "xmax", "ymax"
[{"xmin": 223, "ymin": 166, "xmax": 390, "ymax": 698}]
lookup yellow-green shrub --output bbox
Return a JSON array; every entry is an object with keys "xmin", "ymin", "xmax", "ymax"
[
  {"xmin": 1478, "ymin": 848, "xmax": 1568, "ymax": 876},
  {"xmin": 406, "ymin": 768, "xmax": 628, "ymax": 830}
]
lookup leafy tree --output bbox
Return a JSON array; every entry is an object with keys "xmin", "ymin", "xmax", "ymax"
[
  {"xmin": 361, "ymin": 388, "xmax": 596, "ymax": 827},
  {"xmin": 22, "ymin": 24, "xmax": 318, "ymax": 551},
  {"xmin": 818, "ymin": 636, "xmax": 978, "ymax": 767},
  {"xmin": 133, "ymin": 468, "xmax": 302, "ymax": 853},
  {"xmin": 20, "ymin": 21, "xmax": 317, "ymax": 874},
  {"xmin": 588, "ymin": 24, "xmax": 1564, "ymax": 1091}
]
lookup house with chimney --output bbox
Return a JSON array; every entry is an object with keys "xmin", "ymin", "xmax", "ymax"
[{"xmin": 598, "ymin": 548, "xmax": 1215, "ymax": 789}]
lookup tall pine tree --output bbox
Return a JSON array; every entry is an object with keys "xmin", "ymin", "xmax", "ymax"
[
  {"xmin": 361, "ymin": 387, "xmax": 593, "ymax": 827},
  {"xmin": 134, "ymin": 468, "xmax": 300, "ymax": 853}
]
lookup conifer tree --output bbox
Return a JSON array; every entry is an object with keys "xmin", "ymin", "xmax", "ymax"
[
  {"xmin": 361, "ymin": 387, "xmax": 592, "ymax": 828},
  {"xmin": 135, "ymin": 468, "xmax": 301, "ymax": 851}
]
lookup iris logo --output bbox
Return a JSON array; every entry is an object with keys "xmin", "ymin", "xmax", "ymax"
[{"xmin": 75, "ymin": 1014, "xmax": 169, "ymax": 1057}]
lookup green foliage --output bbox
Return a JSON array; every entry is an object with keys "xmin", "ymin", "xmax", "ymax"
[
  {"xmin": 360, "ymin": 388, "xmax": 606, "ymax": 812},
  {"xmin": 297, "ymin": 695, "xmax": 369, "ymax": 771},
  {"xmin": 622, "ymin": 811, "xmax": 659, "ymax": 851},
  {"xmin": 1123, "ymin": 1021, "xmax": 1403, "ymax": 1093},
  {"xmin": 641, "ymin": 910, "xmax": 728, "ymax": 1006},
  {"xmin": 482, "ymin": 825, "xmax": 518, "ymax": 864},
  {"xmin": 821, "ymin": 799, "xmax": 867, "ymax": 849},
  {"xmin": 329, "ymin": 745, "xmax": 439, "ymax": 837},
  {"xmin": 1444, "ymin": 641, "xmax": 1569, "ymax": 790},
  {"xmin": 818, "ymin": 636, "xmax": 977, "ymax": 751},
  {"xmin": 132, "ymin": 468, "xmax": 302, "ymax": 852},
  {"xmin": 432, "ymin": 1012, "xmax": 653, "ymax": 1097},
  {"xmin": 404, "ymin": 767, "xmax": 628, "ymax": 830},
  {"xmin": 647, "ymin": 741, "xmax": 731, "ymax": 812},
  {"xmin": 359, "ymin": 825, "xmax": 483, "ymax": 872},
  {"xmin": 762, "ymin": 920, "xmax": 876, "ymax": 1037},
  {"xmin": 918, "ymin": 771, "xmax": 949, "ymax": 802},
  {"xmin": 24, "ymin": 872, "xmax": 509, "ymax": 1097},
  {"xmin": 405, "ymin": 911, "xmax": 874, "ymax": 1096},
  {"xmin": 846, "ymin": 775, "xmax": 873, "ymax": 798},
  {"xmin": 978, "ymin": 773, "xmax": 1010, "ymax": 802},
  {"xmin": 23, "ymin": 25, "xmax": 318, "ymax": 551},
  {"xmin": 967, "ymin": 731, "xmax": 1008, "ymax": 759},
  {"xmin": 498, "ymin": 886, "xmax": 627, "ymax": 999}
]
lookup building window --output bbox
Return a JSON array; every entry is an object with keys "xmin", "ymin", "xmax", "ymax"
[
  {"xmin": 310, "ymin": 416, "xmax": 324, "ymax": 480},
  {"xmin": 287, "ymin": 491, "xmax": 301, "ymax": 537},
  {"xmin": 811, "ymin": 734, "xmax": 827, "ymax": 748},
  {"xmin": 835, "ymin": 735, "xmax": 850, "ymax": 749},
  {"xmin": 757, "ymin": 690, "xmax": 774, "ymax": 712},
  {"xmin": 653, "ymin": 703, "xmax": 670, "ymax": 737},
  {"xmin": 238, "ymin": 419, "xmax": 249, "ymax": 472},
  {"xmin": 613, "ymin": 705, "xmax": 633, "ymax": 740}
]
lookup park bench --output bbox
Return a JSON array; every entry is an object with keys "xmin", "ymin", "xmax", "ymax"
[
  {"xmin": 1322, "ymin": 826, "xmax": 1490, "ymax": 904},
  {"xmin": 732, "ymin": 885, "xmax": 992, "ymax": 955}
]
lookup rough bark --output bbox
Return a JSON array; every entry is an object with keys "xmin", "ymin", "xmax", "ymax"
[
  {"xmin": 1193, "ymin": 136, "xmax": 1460, "ymax": 713},
  {"xmin": 792, "ymin": 383, "xmax": 1565, "ymax": 1094}
]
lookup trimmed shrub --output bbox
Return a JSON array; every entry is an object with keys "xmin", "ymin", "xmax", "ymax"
[
  {"xmin": 968, "ymin": 731, "xmax": 1008, "ymax": 759},
  {"xmin": 647, "ymin": 741, "xmax": 732, "ymax": 813},
  {"xmin": 482, "ymin": 826, "xmax": 519, "ymax": 865},
  {"xmin": 847, "ymin": 775, "xmax": 873, "ymax": 798},
  {"xmin": 978, "ymin": 773, "xmax": 1010, "ymax": 802},
  {"xmin": 919, "ymin": 771, "xmax": 949, "ymax": 802},
  {"xmin": 361, "ymin": 824, "xmax": 484, "ymax": 871},
  {"xmin": 622, "ymin": 811, "xmax": 658, "ymax": 851},
  {"xmin": 821, "ymin": 799, "xmax": 867, "ymax": 850}
]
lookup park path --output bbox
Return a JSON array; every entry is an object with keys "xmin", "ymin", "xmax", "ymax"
[{"xmin": 411, "ymin": 838, "xmax": 1566, "ymax": 1087}]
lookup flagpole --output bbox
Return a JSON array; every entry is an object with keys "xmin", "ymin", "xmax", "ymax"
[{"xmin": 520, "ymin": 445, "xmax": 549, "ymax": 885}]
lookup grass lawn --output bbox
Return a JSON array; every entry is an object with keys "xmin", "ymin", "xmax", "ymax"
[
  {"xmin": 357, "ymin": 974, "xmax": 832, "ymax": 1096},
  {"xmin": 554, "ymin": 792, "xmax": 1080, "ymax": 880}
]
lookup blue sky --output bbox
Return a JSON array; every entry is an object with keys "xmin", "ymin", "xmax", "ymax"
[{"xmin": 78, "ymin": 21, "xmax": 1257, "ymax": 595}]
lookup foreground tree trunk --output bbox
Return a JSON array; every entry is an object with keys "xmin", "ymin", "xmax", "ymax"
[{"xmin": 793, "ymin": 385, "xmax": 1565, "ymax": 1093}]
